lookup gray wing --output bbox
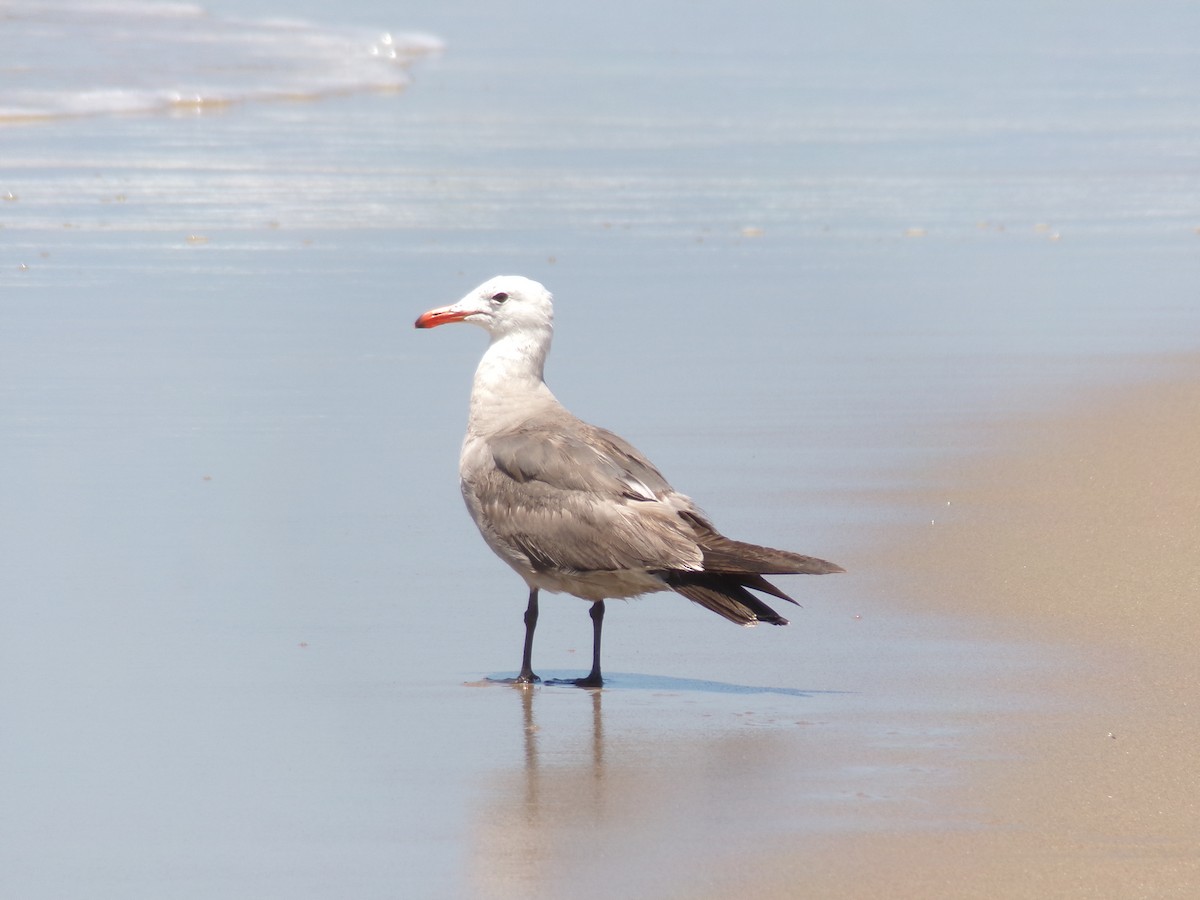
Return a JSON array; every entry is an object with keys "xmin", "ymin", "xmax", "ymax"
[
  {"xmin": 488, "ymin": 424, "xmax": 672, "ymax": 501},
  {"xmin": 467, "ymin": 423, "xmax": 704, "ymax": 574}
]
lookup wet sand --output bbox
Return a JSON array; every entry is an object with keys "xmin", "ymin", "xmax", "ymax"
[{"xmin": 713, "ymin": 359, "xmax": 1200, "ymax": 898}]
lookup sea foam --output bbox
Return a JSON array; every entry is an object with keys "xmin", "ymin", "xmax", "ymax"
[{"xmin": 1, "ymin": 1, "xmax": 443, "ymax": 123}]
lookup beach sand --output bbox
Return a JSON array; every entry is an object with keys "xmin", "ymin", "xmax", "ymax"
[{"xmin": 712, "ymin": 360, "xmax": 1200, "ymax": 898}]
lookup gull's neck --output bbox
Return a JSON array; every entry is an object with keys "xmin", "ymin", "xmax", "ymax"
[{"xmin": 467, "ymin": 328, "xmax": 559, "ymax": 432}]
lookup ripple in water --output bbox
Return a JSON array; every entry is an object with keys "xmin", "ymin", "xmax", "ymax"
[{"xmin": 0, "ymin": 0, "xmax": 443, "ymax": 122}]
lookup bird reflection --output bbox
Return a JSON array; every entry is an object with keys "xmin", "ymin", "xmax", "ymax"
[
  {"xmin": 516, "ymin": 683, "xmax": 605, "ymax": 818},
  {"xmin": 469, "ymin": 678, "xmax": 829, "ymax": 899},
  {"xmin": 524, "ymin": 683, "xmax": 604, "ymax": 763},
  {"xmin": 471, "ymin": 685, "xmax": 607, "ymax": 899}
]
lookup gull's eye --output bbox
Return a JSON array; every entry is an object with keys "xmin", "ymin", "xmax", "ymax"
[{"xmin": 491, "ymin": 292, "xmax": 509, "ymax": 303}]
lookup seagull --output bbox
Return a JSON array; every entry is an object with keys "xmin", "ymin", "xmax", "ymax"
[{"xmin": 415, "ymin": 276, "xmax": 842, "ymax": 687}]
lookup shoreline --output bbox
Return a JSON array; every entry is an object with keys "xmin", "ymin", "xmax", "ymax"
[{"xmin": 720, "ymin": 357, "xmax": 1200, "ymax": 898}]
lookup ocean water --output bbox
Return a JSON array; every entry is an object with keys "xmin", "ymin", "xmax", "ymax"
[
  {"xmin": 2, "ymin": 1, "xmax": 1199, "ymax": 897},
  {"xmin": 2, "ymin": 1, "xmax": 441, "ymax": 121}
]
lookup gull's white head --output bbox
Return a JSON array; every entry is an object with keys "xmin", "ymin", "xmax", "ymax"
[{"xmin": 415, "ymin": 275, "xmax": 554, "ymax": 340}]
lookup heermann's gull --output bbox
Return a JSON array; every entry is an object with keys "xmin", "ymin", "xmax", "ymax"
[{"xmin": 415, "ymin": 276, "xmax": 842, "ymax": 687}]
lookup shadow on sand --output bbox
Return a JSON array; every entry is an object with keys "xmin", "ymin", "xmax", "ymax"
[{"xmin": 481, "ymin": 671, "xmax": 852, "ymax": 698}]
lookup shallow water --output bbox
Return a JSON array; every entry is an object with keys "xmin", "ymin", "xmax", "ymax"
[
  {"xmin": 2, "ymin": 1, "xmax": 439, "ymax": 121},
  {"xmin": 2, "ymin": 1, "xmax": 1200, "ymax": 897}
]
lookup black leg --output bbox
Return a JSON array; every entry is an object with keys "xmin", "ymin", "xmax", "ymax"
[
  {"xmin": 573, "ymin": 600, "xmax": 605, "ymax": 688},
  {"xmin": 515, "ymin": 588, "xmax": 540, "ymax": 684}
]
